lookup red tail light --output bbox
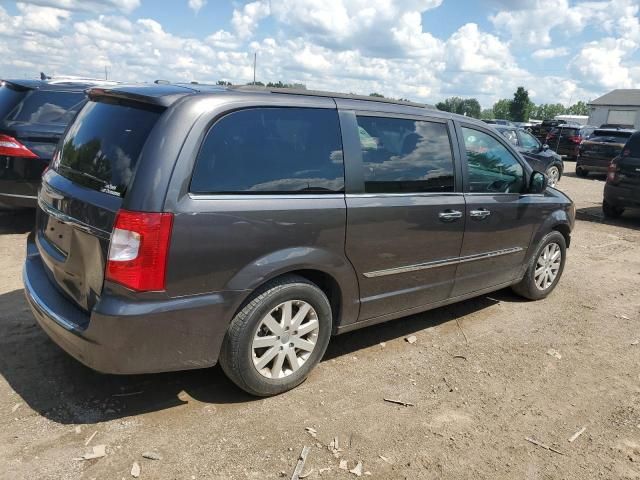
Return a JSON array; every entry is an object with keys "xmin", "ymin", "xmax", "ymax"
[
  {"xmin": 568, "ymin": 135, "xmax": 582, "ymax": 144},
  {"xmin": 607, "ymin": 159, "xmax": 620, "ymax": 184},
  {"xmin": 0, "ymin": 134, "xmax": 38, "ymax": 158},
  {"xmin": 106, "ymin": 210, "xmax": 174, "ymax": 291}
]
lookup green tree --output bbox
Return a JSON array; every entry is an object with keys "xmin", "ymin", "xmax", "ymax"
[
  {"xmin": 369, "ymin": 92, "xmax": 385, "ymax": 97},
  {"xmin": 435, "ymin": 96, "xmax": 481, "ymax": 118},
  {"xmin": 531, "ymin": 103, "xmax": 566, "ymax": 120},
  {"xmin": 492, "ymin": 99, "xmax": 512, "ymax": 120},
  {"xmin": 566, "ymin": 101, "xmax": 589, "ymax": 116},
  {"xmin": 480, "ymin": 108, "xmax": 494, "ymax": 120},
  {"xmin": 509, "ymin": 87, "xmax": 531, "ymax": 122}
]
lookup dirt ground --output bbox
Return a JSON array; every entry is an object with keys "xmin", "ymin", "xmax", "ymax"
[{"xmin": 1, "ymin": 163, "xmax": 639, "ymax": 480}]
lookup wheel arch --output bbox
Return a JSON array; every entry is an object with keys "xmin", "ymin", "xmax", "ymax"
[{"xmin": 224, "ymin": 247, "xmax": 360, "ymax": 333}]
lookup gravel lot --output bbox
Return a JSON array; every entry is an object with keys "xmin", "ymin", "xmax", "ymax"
[{"xmin": 1, "ymin": 164, "xmax": 639, "ymax": 480}]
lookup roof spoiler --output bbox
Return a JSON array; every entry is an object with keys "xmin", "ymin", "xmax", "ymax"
[{"xmin": 87, "ymin": 87, "xmax": 178, "ymax": 108}]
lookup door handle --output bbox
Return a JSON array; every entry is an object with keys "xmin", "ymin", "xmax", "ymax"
[
  {"xmin": 438, "ymin": 210, "xmax": 463, "ymax": 222},
  {"xmin": 470, "ymin": 208, "xmax": 491, "ymax": 220}
]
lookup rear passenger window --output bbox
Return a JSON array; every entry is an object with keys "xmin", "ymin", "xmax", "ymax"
[
  {"xmin": 190, "ymin": 108, "xmax": 344, "ymax": 194},
  {"xmin": 356, "ymin": 116, "xmax": 455, "ymax": 193}
]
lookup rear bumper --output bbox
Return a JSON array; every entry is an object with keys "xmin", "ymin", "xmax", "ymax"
[
  {"xmin": 576, "ymin": 156, "xmax": 610, "ymax": 172},
  {"xmin": 23, "ymin": 237, "xmax": 247, "ymax": 374},
  {"xmin": 0, "ymin": 157, "xmax": 47, "ymax": 208},
  {"xmin": 604, "ymin": 183, "xmax": 640, "ymax": 209}
]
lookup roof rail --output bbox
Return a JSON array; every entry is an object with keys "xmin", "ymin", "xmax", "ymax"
[{"xmin": 229, "ymin": 85, "xmax": 433, "ymax": 109}]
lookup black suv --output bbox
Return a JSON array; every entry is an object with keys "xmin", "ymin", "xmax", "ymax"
[
  {"xmin": 24, "ymin": 85, "xmax": 575, "ymax": 396},
  {"xmin": 576, "ymin": 128, "xmax": 635, "ymax": 177},
  {"xmin": 531, "ymin": 119, "xmax": 568, "ymax": 143},
  {"xmin": 545, "ymin": 124, "xmax": 595, "ymax": 159},
  {"xmin": 0, "ymin": 78, "xmax": 116, "ymax": 208},
  {"xmin": 603, "ymin": 131, "xmax": 640, "ymax": 218},
  {"xmin": 494, "ymin": 125, "xmax": 564, "ymax": 186}
]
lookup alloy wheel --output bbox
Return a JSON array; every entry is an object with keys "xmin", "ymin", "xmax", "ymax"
[
  {"xmin": 251, "ymin": 300, "xmax": 319, "ymax": 379},
  {"xmin": 534, "ymin": 242, "xmax": 562, "ymax": 291}
]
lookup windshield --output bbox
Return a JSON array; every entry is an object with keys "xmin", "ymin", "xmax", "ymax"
[{"xmin": 56, "ymin": 100, "xmax": 163, "ymax": 197}]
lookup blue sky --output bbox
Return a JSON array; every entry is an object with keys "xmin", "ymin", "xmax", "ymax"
[{"xmin": 0, "ymin": 0, "xmax": 639, "ymax": 107}]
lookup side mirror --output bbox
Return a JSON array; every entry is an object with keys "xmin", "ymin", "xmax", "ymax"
[
  {"xmin": 529, "ymin": 171, "xmax": 548, "ymax": 194},
  {"xmin": 542, "ymin": 144, "xmax": 549, "ymax": 151}
]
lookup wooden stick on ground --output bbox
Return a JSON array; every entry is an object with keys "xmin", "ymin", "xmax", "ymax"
[
  {"xmin": 291, "ymin": 446, "xmax": 311, "ymax": 480},
  {"xmin": 568, "ymin": 427, "xmax": 586, "ymax": 443},
  {"xmin": 456, "ymin": 318, "xmax": 469, "ymax": 343},
  {"xmin": 525, "ymin": 437, "xmax": 565, "ymax": 455},
  {"xmin": 383, "ymin": 398, "xmax": 415, "ymax": 407}
]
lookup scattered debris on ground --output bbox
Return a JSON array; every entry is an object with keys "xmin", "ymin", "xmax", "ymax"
[
  {"xmin": 405, "ymin": 335, "xmax": 417, "ymax": 344},
  {"xmin": 131, "ymin": 461, "xmax": 141, "ymax": 478},
  {"xmin": 383, "ymin": 398, "xmax": 415, "ymax": 407},
  {"xmin": 568, "ymin": 427, "xmax": 587, "ymax": 443},
  {"xmin": 349, "ymin": 461, "xmax": 363, "ymax": 477},
  {"xmin": 291, "ymin": 446, "xmax": 311, "ymax": 480},
  {"xmin": 142, "ymin": 451, "xmax": 162, "ymax": 460},
  {"xmin": 525, "ymin": 437, "xmax": 564, "ymax": 455},
  {"xmin": 75, "ymin": 445, "xmax": 107, "ymax": 461},
  {"xmin": 546, "ymin": 348, "xmax": 562, "ymax": 359},
  {"xmin": 84, "ymin": 431, "xmax": 97, "ymax": 446}
]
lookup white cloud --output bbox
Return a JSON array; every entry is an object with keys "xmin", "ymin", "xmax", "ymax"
[
  {"xmin": 188, "ymin": 0, "xmax": 206, "ymax": 14},
  {"xmin": 17, "ymin": 0, "xmax": 140, "ymax": 13},
  {"xmin": 532, "ymin": 47, "xmax": 570, "ymax": 60},
  {"xmin": 0, "ymin": 0, "xmax": 638, "ymax": 109}
]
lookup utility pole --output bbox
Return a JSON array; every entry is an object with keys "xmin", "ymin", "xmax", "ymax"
[{"xmin": 253, "ymin": 52, "xmax": 256, "ymax": 85}]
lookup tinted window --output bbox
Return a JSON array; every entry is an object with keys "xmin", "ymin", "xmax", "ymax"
[
  {"xmin": 590, "ymin": 130, "xmax": 633, "ymax": 143},
  {"xmin": 7, "ymin": 90, "xmax": 85, "ymax": 125},
  {"xmin": 462, "ymin": 127, "xmax": 524, "ymax": 194},
  {"xmin": 356, "ymin": 116, "xmax": 454, "ymax": 193},
  {"xmin": 57, "ymin": 101, "xmax": 162, "ymax": 197},
  {"xmin": 500, "ymin": 129, "xmax": 518, "ymax": 146},
  {"xmin": 518, "ymin": 130, "xmax": 539, "ymax": 150},
  {"xmin": 0, "ymin": 84, "xmax": 27, "ymax": 119},
  {"xmin": 191, "ymin": 108, "xmax": 344, "ymax": 194}
]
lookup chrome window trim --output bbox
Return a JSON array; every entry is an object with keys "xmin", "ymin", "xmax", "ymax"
[
  {"xmin": 346, "ymin": 192, "xmax": 464, "ymax": 199},
  {"xmin": 363, "ymin": 247, "xmax": 524, "ymax": 278},
  {"xmin": 188, "ymin": 193, "xmax": 346, "ymax": 201}
]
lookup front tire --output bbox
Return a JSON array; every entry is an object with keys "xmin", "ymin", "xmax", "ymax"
[
  {"xmin": 219, "ymin": 275, "xmax": 332, "ymax": 396},
  {"xmin": 512, "ymin": 231, "xmax": 567, "ymax": 300},
  {"xmin": 545, "ymin": 165, "xmax": 561, "ymax": 187}
]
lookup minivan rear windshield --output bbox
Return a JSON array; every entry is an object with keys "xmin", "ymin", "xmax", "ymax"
[
  {"xmin": 6, "ymin": 90, "xmax": 85, "ymax": 125},
  {"xmin": 56, "ymin": 100, "xmax": 162, "ymax": 197},
  {"xmin": 0, "ymin": 83, "xmax": 27, "ymax": 119}
]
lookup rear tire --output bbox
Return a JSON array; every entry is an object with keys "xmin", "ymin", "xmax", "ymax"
[
  {"xmin": 575, "ymin": 166, "xmax": 589, "ymax": 178},
  {"xmin": 602, "ymin": 200, "xmax": 624, "ymax": 219},
  {"xmin": 219, "ymin": 275, "xmax": 332, "ymax": 397},
  {"xmin": 512, "ymin": 231, "xmax": 566, "ymax": 301}
]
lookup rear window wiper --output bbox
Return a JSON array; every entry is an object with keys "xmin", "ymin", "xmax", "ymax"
[{"xmin": 57, "ymin": 164, "xmax": 109, "ymax": 187}]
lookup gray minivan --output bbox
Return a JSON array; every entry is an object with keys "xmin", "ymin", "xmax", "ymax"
[{"xmin": 24, "ymin": 85, "xmax": 575, "ymax": 396}]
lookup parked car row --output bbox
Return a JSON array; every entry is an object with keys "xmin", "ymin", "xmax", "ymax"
[
  {"xmin": 0, "ymin": 78, "xmax": 118, "ymax": 208},
  {"xmin": 22, "ymin": 82, "xmax": 576, "ymax": 396}
]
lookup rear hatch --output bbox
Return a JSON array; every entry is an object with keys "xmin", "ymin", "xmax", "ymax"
[
  {"xmin": 580, "ymin": 130, "xmax": 632, "ymax": 162},
  {"xmin": 2, "ymin": 87, "xmax": 86, "ymax": 160},
  {"xmin": 36, "ymin": 98, "xmax": 164, "ymax": 312},
  {"xmin": 618, "ymin": 134, "xmax": 640, "ymax": 188}
]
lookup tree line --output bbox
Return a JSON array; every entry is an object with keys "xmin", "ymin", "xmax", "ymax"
[{"xmin": 436, "ymin": 87, "xmax": 590, "ymax": 121}]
